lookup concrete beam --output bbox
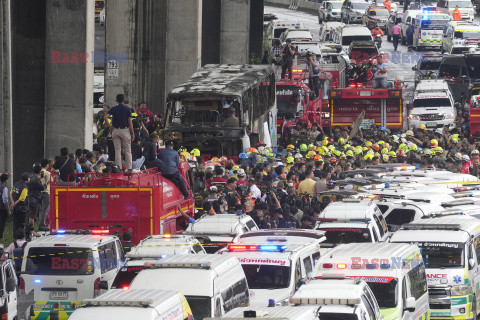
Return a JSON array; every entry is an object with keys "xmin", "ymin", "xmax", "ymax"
[
  {"xmin": 202, "ymin": 0, "xmax": 221, "ymax": 65},
  {"xmin": 44, "ymin": 0, "xmax": 94, "ymax": 158},
  {"xmin": 249, "ymin": 0, "xmax": 265, "ymax": 63},
  {"xmin": 220, "ymin": 0, "xmax": 250, "ymax": 64},
  {"xmin": 0, "ymin": 0, "xmax": 13, "ymax": 175}
]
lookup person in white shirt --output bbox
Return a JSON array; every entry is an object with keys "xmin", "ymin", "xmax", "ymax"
[{"xmin": 248, "ymin": 178, "xmax": 262, "ymax": 199}]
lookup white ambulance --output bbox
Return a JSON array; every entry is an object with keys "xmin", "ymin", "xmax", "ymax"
[
  {"xmin": 314, "ymin": 243, "xmax": 430, "ymax": 320},
  {"xmin": 390, "ymin": 215, "xmax": 480, "ymax": 320},
  {"xmin": 205, "ymin": 305, "xmax": 320, "ymax": 319},
  {"xmin": 218, "ymin": 238, "xmax": 322, "ymax": 307},
  {"xmin": 129, "ymin": 255, "xmax": 249, "ymax": 320},
  {"xmin": 290, "ymin": 277, "xmax": 382, "ymax": 320},
  {"xmin": 22, "ymin": 230, "xmax": 125, "ymax": 320},
  {"xmin": 315, "ymin": 199, "xmax": 389, "ymax": 245},
  {"xmin": 69, "ymin": 289, "xmax": 193, "ymax": 320},
  {"xmin": 110, "ymin": 234, "xmax": 205, "ymax": 290}
]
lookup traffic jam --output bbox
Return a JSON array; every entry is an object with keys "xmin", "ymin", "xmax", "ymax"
[{"xmin": 3, "ymin": 0, "xmax": 480, "ymax": 320}]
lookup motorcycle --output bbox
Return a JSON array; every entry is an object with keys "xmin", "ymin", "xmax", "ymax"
[{"xmin": 374, "ymin": 34, "xmax": 382, "ymax": 49}]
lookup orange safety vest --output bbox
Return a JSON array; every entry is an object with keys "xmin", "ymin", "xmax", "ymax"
[
  {"xmin": 452, "ymin": 8, "xmax": 461, "ymax": 20},
  {"xmin": 383, "ymin": 0, "xmax": 391, "ymax": 11}
]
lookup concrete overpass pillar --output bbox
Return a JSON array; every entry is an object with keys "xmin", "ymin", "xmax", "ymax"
[
  {"xmin": 249, "ymin": 0, "xmax": 265, "ymax": 63},
  {"xmin": 220, "ymin": 0, "xmax": 250, "ymax": 64},
  {"xmin": 105, "ymin": 0, "xmax": 202, "ymax": 115},
  {"xmin": 44, "ymin": 0, "xmax": 94, "ymax": 158},
  {"xmin": 11, "ymin": 0, "xmax": 46, "ymax": 179},
  {"xmin": 0, "ymin": 0, "xmax": 13, "ymax": 175}
]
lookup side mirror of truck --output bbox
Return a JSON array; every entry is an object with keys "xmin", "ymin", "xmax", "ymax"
[
  {"xmin": 469, "ymin": 258, "xmax": 476, "ymax": 270},
  {"xmin": 98, "ymin": 280, "xmax": 109, "ymax": 290},
  {"xmin": 404, "ymin": 297, "xmax": 416, "ymax": 312},
  {"xmin": 6, "ymin": 277, "xmax": 16, "ymax": 293}
]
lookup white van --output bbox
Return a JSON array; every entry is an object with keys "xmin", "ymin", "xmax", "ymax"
[
  {"xmin": 183, "ymin": 214, "xmax": 258, "ymax": 253},
  {"xmin": 130, "ymin": 255, "xmax": 249, "ymax": 320},
  {"xmin": 412, "ymin": 12, "xmax": 450, "ymax": 50},
  {"xmin": 314, "ymin": 242, "xmax": 430, "ymax": 320},
  {"xmin": 290, "ymin": 277, "xmax": 382, "ymax": 320},
  {"xmin": 437, "ymin": 0, "xmax": 475, "ymax": 21},
  {"xmin": 218, "ymin": 238, "xmax": 322, "ymax": 307},
  {"xmin": 69, "ymin": 289, "xmax": 193, "ymax": 320},
  {"xmin": 234, "ymin": 229, "xmax": 326, "ymax": 245},
  {"xmin": 390, "ymin": 215, "xmax": 480, "ymax": 320},
  {"xmin": 408, "ymin": 79, "xmax": 456, "ymax": 130},
  {"xmin": 315, "ymin": 199, "xmax": 389, "ymax": 244},
  {"xmin": 266, "ymin": 20, "xmax": 304, "ymax": 47},
  {"xmin": 22, "ymin": 232, "xmax": 125, "ymax": 320},
  {"xmin": 110, "ymin": 234, "xmax": 205, "ymax": 290},
  {"xmin": 0, "ymin": 252, "xmax": 17, "ymax": 320},
  {"xmin": 205, "ymin": 305, "xmax": 320, "ymax": 320},
  {"xmin": 334, "ymin": 25, "xmax": 373, "ymax": 51},
  {"xmin": 319, "ymin": 21, "xmax": 345, "ymax": 41},
  {"xmin": 399, "ymin": 10, "xmax": 421, "ymax": 44},
  {"xmin": 441, "ymin": 21, "xmax": 480, "ymax": 54}
]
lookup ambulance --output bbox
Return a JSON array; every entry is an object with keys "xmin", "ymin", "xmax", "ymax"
[
  {"xmin": 290, "ymin": 277, "xmax": 382, "ymax": 320},
  {"xmin": 205, "ymin": 305, "xmax": 320, "ymax": 319},
  {"xmin": 390, "ymin": 215, "xmax": 480, "ymax": 320},
  {"xmin": 412, "ymin": 12, "xmax": 450, "ymax": 50},
  {"xmin": 218, "ymin": 237, "xmax": 323, "ymax": 307},
  {"xmin": 315, "ymin": 199, "xmax": 389, "ymax": 245},
  {"xmin": 69, "ymin": 289, "xmax": 193, "ymax": 320},
  {"xmin": 110, "ymin": 234, "xmax": 206, "ymax": 290},
  {"xmin": 21, "ymin": 230, "xmax": 125, "ymax": 320},
  {"xmin": 314, "ymin": 243, "xmax": 430, "ymax": 320},
  {"xmin": 441, "ymin": 21, "xmax": 480, "ymax": 54}
]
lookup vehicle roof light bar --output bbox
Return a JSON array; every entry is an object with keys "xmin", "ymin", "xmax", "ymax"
[{"xmin": 402, "ymin": 223, "xmax": 462, "ymax": 231}]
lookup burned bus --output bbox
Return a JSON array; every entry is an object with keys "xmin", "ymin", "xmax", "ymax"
[{"xmin": 163, "ymin": 64, "xmax": 276, "ymax": 156}]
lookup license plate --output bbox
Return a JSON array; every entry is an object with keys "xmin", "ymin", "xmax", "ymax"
[
  {"xmin": 50, "ymin": 291, "xmax": 68, "ymax": 300},
  {"xmin": 432, "ymin": 35, "xmax": 438, "ymax": 38},
  {"xmin": 360, "ymin": 91, "xmax": 372, "ymax": 96},
  {"xmin": 426, "ymin": 122, "xmax": 437, "ymax": 128}
]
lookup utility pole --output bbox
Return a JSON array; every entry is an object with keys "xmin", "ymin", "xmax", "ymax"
[{"xmin": 0, "ymin": 0, "xmax": 13, "ymax": 178}]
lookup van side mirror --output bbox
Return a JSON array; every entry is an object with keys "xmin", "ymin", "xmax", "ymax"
[
  {"xmin": 469, "ymin": 258, "xmax": 476, "ymax": 270},
  {"xmin": 404, "ymin": 297, "xmax": 416, "ymax": 312},
  {"xmin": 6, "ymin": 277, "xmax": 16, "ymax": 293},
  {"xmin": 98, "ymin": 280, "xmax": 109, "ymax": 290}
]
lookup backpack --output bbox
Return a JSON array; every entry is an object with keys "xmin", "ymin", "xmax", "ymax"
[{"xmin": 13, "ymin": 241, "xmax": 27, "ymax": 272}]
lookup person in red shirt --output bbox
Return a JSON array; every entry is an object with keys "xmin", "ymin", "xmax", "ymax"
[
  {"xmin": 295, "ymin": 110, "xmax": 311, "ymax": 127},
  {"xmin": 136, "ymin": 101, "xmax": 154, "ymax": 124},
  {"xmin": 237, "ymin": 169, "xmax": 248, "ymax": 186}
]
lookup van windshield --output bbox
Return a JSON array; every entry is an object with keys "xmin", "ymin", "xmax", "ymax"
[
  {"xmin": 111, "ymin": 266, "xmax": 144, "ymax": 289},
  {"xmin": 342, "ymin": 36, "xmax": 373, "ymax": 46},
  {"xmin": 419, "ymin": 60, "xmax": 441, "ymax": 70},
  {"xmin": 277, "ymin": 86, "xmax": 305, "ymax": 118},
  {"xmin": 241, "ymin": 264, "xmax": 291, "ymax": 289},
  {"xmin": 466, "ymin": 56, "xmax": 480, "ymax": 80},
  {"xmin": 448, "ymin": 1, "xmax": 473, "ymax": 7},
  {"xmin": 416, "ymin": 242, "xmax": 465, "ymax": 268},
  {"xmin": 185, "ymin": 295, "xmax": 211, "ymax": 320},
  {"xmin": 25, "ymin": 247, "xmax": 94, "ymax": 275},
  {"xmin": 352, "ymin": 2, "xmax": 369, "ymax": 10},
  {"xmin": 319, "ymin": 227, "xmax": 372, "ymax": 245},
  {"xmin": 367, "ymin": 279, "xmax": 398, "ymax": 308},
  {"xmin": 413, "ymin": 98, "xmax": 451, "ymax": 108},
  {"xmin": 318, "ymin": 313, "xmax": 359, "ymax": 320}
]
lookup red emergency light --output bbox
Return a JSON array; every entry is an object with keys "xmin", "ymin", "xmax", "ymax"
[
  {"xmin": 227, "ymin": 244, "xmax": 258, "ymax": 251},
  {"xmin": 91, "ymin": 230, "xmax": 110, "ymax": 235},
  {"xmin": 349, "ymin": 83, "xmax": 356, "ymax": 88},
  {"xmin": 292, "ymin": 69, "xmax": 303, "ymax": 73}
]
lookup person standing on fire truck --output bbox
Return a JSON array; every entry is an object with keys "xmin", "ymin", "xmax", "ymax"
[
  {"xmin": 106, "ymin": 94, "xmax": 135, "ymax": 171},
  {"xmin": 270, "ymin": 39, "xmax": 283, "ymax": 80},
  {"xmin": 281, "ymin": 39, "xmax": 295, "ymax": 80},
  {"xmin": 157, "ymin": 141, "xmax": 189, "ymax": 199}
]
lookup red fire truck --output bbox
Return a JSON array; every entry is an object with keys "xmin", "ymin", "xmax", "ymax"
[
  {"xmin": 327, "ymin": 87, "xmax": 405, "ymax": 130},
  {"xmin": 49, "ymin": 165, "xmax": 195, "ymax": 244}
]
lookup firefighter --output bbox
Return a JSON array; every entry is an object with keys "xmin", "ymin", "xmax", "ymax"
[
  {"xmin": 452, "ymin": 6, "xmax": 461, "ymax": 20},
  {"xmin": 383, "ymin": 0, "xmax": 391, "ymax": 10}
]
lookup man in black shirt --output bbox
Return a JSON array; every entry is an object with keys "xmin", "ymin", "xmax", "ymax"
[
  {"xmin": 143, "ymin": 134, "xmax": 162, "ymax": 169},
  {"xmin": 281, "ymin": 39, "xmax": 295, "ymax": 80},
  {"xmin": 53, "ymin": 147, "xmax": 76, "ymax": 185},
  {"xmin": 131, "ymin": 138, "xmax": 145, "ymax": 170},
  {"xmin": 106, "ymin": 94, "xmax": 135, "ymax": 171}
]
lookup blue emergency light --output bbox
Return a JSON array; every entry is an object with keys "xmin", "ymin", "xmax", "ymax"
[
  {"xmin": 259, "ymin": 245, "xmax": 287, "ymax": 252},
  {"xmin": 349, "ymin": 218, "xmax": 371, "ymax": 222},
  {"xmin": 56, "ymin": 230, "xmax": 66, "ymax": 234},
  {"xmin": 34, "ymin": 279, "xmax": 42, "ymax": 284}
]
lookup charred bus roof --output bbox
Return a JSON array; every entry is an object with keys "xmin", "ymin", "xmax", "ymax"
[{"xmin": 167, "ymin": 64, "xmax": 274, "ymax": 100}]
